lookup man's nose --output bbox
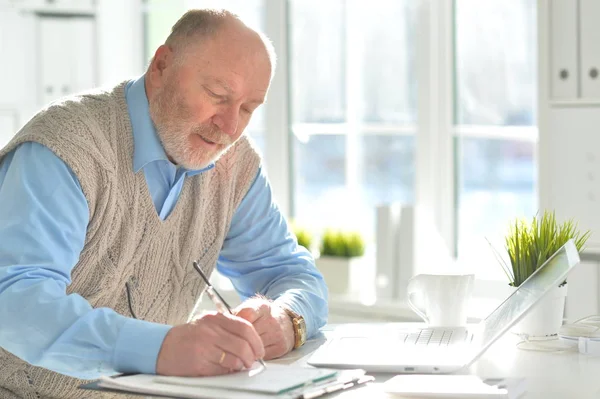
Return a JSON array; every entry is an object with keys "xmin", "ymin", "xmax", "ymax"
[{"xmin": 213, "ymin": 107, "xmax": 239, "ymax": 137}]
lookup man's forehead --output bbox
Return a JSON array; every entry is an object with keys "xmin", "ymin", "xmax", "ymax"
[
  {"xmin": 206, "ymin": 76, "xmax": 234, "ymax": 93},
  {"xmin": 204, "ymin": 75, "xmax": 268, "ymax": 102}
]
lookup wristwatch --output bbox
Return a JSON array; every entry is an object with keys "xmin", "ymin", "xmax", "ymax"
[{"xmin": 283, "ymin": 307, "xmax": 307, "ymax": 349}]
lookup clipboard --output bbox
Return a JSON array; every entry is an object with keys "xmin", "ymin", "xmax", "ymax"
[{"xmin": 79, "ymin": 367, "xmax": 374, "ymax": 399}]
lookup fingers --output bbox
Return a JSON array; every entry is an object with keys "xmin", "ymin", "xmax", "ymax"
[
  {"xmin": 211, "ymin": 325, "xmax": 257, "ymax": 368},
  {"xmin": 254, "ymin": 316, "xmax": 278, "ymax": 342},
  {"xmin": 156, "ymin": 314, "xmax": 266, "ymax": 378},
  {"xmin": 201, "ymin": 361, "xmax": 232, "ymax": 377},
  {"xmin": 235, "ymin": 299, "xmax": 272, "ymax": 324},
  {"xmin": 210, "ymin": 313, "xmax": 265, "ymax": 365},
  {"xmin": 212, "ymin": 349, "xmax": 243, "ymax": 372},
  {"xmin": 264, "ymin": 341, "xmax": 288, "ymax": 360},
  {"xmin": 251, "ymin": 312, "xmax": 294, "ymax": 360},
  {"xmin": 236, "ymin": 307, "xmax": 261, "ymax": 324}
]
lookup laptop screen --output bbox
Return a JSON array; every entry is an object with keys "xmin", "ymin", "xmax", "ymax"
[{"xmin": 473, "ymin": 239, "xmax": 580, "ymax": 358}]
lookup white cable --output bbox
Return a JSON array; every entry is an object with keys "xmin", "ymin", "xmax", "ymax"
[
  {"xmin": 558, "ymin": 314, "xmax": 600, "ymax": 355},
  {"xmin": 514, "ymin": 333, "xmax": 574, "ymax": 353},
  {"xmin": 510, "ymin": 315, "xmax": 600, "ymax": 354}
]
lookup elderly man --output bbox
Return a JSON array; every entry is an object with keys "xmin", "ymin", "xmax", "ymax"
[{"xmin": 0, "ymin": 8, "xmax": 327, "ymax": 398}]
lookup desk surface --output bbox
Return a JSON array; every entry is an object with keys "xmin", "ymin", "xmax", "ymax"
[{"xmin": 269, "ymin": 323, "xmax": 600, "ymax": 399}]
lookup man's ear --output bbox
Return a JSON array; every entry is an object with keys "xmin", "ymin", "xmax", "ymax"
[{"xmin": 148, "ymin": 45, "xmax": 173, "ymax": 83}]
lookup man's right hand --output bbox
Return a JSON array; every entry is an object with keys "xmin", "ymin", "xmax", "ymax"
[{"xmin": 155, "ymin": 311, "xmax": 265, "ymax": 376}]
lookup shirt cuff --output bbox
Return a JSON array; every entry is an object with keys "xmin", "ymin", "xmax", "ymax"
[{"xmin": 113, "ymin": 318, "xmax": 172, "ymax": 374}]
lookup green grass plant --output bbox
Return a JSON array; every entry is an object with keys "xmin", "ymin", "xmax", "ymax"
[
  {"xmin": 494, "ymin": 210, "xmax": 590, "ymax": 287},
  {"xmin": 320, "ymin": 229, "xmax": 366, "ymax": 258},
  {"xmin": 290, "ymin": 221, "xmax": 313, "ymax": 251}
]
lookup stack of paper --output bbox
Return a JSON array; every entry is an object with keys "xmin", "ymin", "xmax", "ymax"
[{"xmin": 86, "ymin": 364, "xmax": 369, "ymax": 399}]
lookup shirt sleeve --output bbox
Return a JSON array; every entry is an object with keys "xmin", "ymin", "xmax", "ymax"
[
  {"xmin": 0, "ymin": 142, "xmax": 171, "ymax": 379},
  {"xmin": 216, "ymin": 166, "xmax": 328, "ymax": 338}
]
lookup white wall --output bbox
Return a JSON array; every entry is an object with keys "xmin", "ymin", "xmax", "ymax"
[
  {"xmin": 96, "ymin": 0, "xmax": 144, "ymax": 86},
  {"xmin": 0, "ymin": 2, "xmax": 36, "ymax": 145}
]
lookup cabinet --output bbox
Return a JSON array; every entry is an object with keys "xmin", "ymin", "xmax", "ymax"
[
  {"xmin": 0, "ymin": 1, "xmax": 97, "ymax": 145},
  {"xmin": 14, "ymin": 0, "xmax": 95, "ymax": 14},
  {"xmin": 539, "ymin": 1, "xmax": 600, "ymax": 318},
  {"xmin": 579, "ymin": 0, "xmax": 600, "ymax": 99},
  {"xmin": 0, "ymin": 7, "xmax": 36, "ymax": 107},
  {"xmin": 38, "ymin": 15, "xmax": 96, "ymax": 105},
  {"xmin": 549, "ymin": 0, "xmax": 600, "ymax": 101}
]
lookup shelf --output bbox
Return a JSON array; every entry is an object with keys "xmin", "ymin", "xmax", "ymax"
[
  {"xmin": 549, "ymin": 99, "xmax": 600, "ymax": 107},
  {"xmin": 17, "ymin": 1, "xmax": 95, "ymax": 17}
]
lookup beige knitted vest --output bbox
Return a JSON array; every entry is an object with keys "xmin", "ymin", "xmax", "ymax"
[{"xmin": 0, "ymin": 82, "xmax": 261, "ymax": 398}]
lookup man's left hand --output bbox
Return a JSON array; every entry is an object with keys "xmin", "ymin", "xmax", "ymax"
[{"xmin": 234, "ymin": 297, "xmax": 295, "ymax": 360}]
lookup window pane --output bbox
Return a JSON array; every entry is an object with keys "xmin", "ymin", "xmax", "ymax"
[
  {"xmin": 359, "ymin": 134, "xmax": 415, "ymax": 206},
  {"xmin": 144, "ymin": 0, "xmax": 185, "ymax": 60},
  {"xmin": 294, "ymin": 133, "xmax": 415, "ymax": 240},
  {"xmin": 187, "ymin": 0, "xmax": 264, "ymax": 31},
  {"xmin": 455, "ymin": 0, "xmax": 537, "ymax": 126},
  {"xmin": 289, "ymin": 0, "xmax": 345, "ymax": 123},
  {"xmin": 354, "ymin": 0, "xmax": 418, "ymax": 124},
  {"xmin": 457, "ymin": 137, "xmax": 537, "ymax": 277},
  {"xmin": 290, "ymin": 0, "xmax": 418, "ymax": 242},
  {"xmin": 294, "ymin": 133, "xmax": 347, "ymax": 228}
]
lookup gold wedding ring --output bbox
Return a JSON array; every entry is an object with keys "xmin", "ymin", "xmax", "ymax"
[{"xmin": 219, "ymin": 351, "xmax": 226, "ymax": 365}]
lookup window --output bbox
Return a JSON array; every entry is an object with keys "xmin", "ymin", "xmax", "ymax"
[
  {"xmin": 454, "ymin": 0, "xmax": 537, "ymax": 278},
  {"xmin": 289, "ymin": 0, "xmax": 418, "ymax": 241},
  {"xmin": 142, "ymin": 1, "xmax": 539, "ymax": 283}
]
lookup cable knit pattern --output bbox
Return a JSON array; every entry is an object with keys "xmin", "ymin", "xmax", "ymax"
[{"xmin": 0, "ymin": 82, "xmax": 261, "ymax": 398}]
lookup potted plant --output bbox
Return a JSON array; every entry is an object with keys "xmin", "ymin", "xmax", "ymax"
[
  {"xmin": 316, "ymin": 229, "xmax": 366, "ymax": 295},
  {"xmin": 494, "ymin": 210, "xmax": 591, "ymax": 337},
  {"xmin": 291, "ymin": 221, "xmax": 314, "ymax": 253}
]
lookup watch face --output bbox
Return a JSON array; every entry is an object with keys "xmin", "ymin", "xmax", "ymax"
[
  {"xmin": 283, "ymin": 307, "xmax": 307, "ymax": 348},
  {"xmin": 295, "ymin": 318, "xmax": 307, "ymax": 348}
]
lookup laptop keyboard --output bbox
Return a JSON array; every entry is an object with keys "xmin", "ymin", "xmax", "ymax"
[{"xmin": 401, "ymin": 329, "xmax": 457, "ymax": 346}]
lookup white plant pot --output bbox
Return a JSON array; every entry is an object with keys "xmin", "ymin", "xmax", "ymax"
[
  {"xmin": 315, "ymin": 256, "xmax": 364, "ymax": 295},
  {"xmin": 510, "ymin": 283, "xmax": 568, "ymax": 338}
]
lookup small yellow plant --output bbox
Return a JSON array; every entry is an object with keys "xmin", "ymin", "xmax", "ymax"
[
  {"xmin": 290, "ymin": 221, "xmax": 313, "ymax": 251},
  {"xmin": 320, "ymin": 229, "xmax": 366, "ymax": 258}
]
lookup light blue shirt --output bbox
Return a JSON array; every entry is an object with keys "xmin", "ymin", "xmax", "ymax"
[{"xmin": 0, "ymin": 76, "xmax": 327, "ymax": 379}]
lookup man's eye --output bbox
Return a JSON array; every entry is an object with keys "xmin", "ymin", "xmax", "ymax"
[{"xmin": 206, "ymin": 88, "xmax": 224, "ymax": 99}]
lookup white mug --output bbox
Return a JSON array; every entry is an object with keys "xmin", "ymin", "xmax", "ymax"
[{"xmin": 407, "ymin": 274, "xmax": 474, "ymax": 327}]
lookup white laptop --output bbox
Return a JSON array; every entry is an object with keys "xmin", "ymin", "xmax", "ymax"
[{"xmin": 308, "ymin": 239, "xmax": 581, "ymax": 373}]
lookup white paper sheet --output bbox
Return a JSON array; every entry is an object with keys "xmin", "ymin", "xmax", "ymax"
[
  {"xmin": 154, "ymin": 364, "xmax": 337, "ymax": 394},
  {"xmin": 97, "ymin": 364, "xmax": 357, "ymax": 399}
]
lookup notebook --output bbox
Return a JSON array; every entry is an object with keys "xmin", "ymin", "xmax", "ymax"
[
  {"xmin": 80, "ymin": 364, "xmax": 372, "ymax": 399},
  {"xmin": 308, "ymin": 239, "xmax": 581, "ymax": 373},
  {"xmin": 153, "ymin": 365, "xmax": 337, "ymax": 394}
]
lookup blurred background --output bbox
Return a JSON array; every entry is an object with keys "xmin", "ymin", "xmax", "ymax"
[{"xmin": 1, "ymin": 0, "xmax": 598, "ymax": 320}]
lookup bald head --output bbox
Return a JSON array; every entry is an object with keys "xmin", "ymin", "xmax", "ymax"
[{"xmin": 158, "ymin": 9, "xmax": 276, "ymax": 75}]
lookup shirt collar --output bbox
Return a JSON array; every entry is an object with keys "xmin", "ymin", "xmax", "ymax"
[{"xmin": 124, "ymin": 75, "xmax": 214, "ymax": 176}]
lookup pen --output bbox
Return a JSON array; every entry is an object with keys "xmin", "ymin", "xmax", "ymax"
[{"xmin": 192, "ymin": 261, "xmax": 268, "ymax": 369}]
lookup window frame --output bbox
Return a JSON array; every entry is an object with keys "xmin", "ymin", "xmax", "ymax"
[
  {"xmin": 267, "ymin": 0, "xmax": 539, "ymax": 297},
  {"xmin": 136, "ymin": 0, "xmax": 539, "ymax": 300}
]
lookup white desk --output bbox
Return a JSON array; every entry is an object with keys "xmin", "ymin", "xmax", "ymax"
[{"xmin": 271, "ymin": 323, "xmax": 600, "ymax": 399}]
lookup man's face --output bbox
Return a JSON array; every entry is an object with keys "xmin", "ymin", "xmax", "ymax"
[{"xmin": 148, "ymin": 23, "xmax": 271, "ymax": 170}]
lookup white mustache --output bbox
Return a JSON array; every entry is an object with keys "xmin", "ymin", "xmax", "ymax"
[{"xmin": 193, "ymin": 126, "xmax": 231, "ymax": 146}]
